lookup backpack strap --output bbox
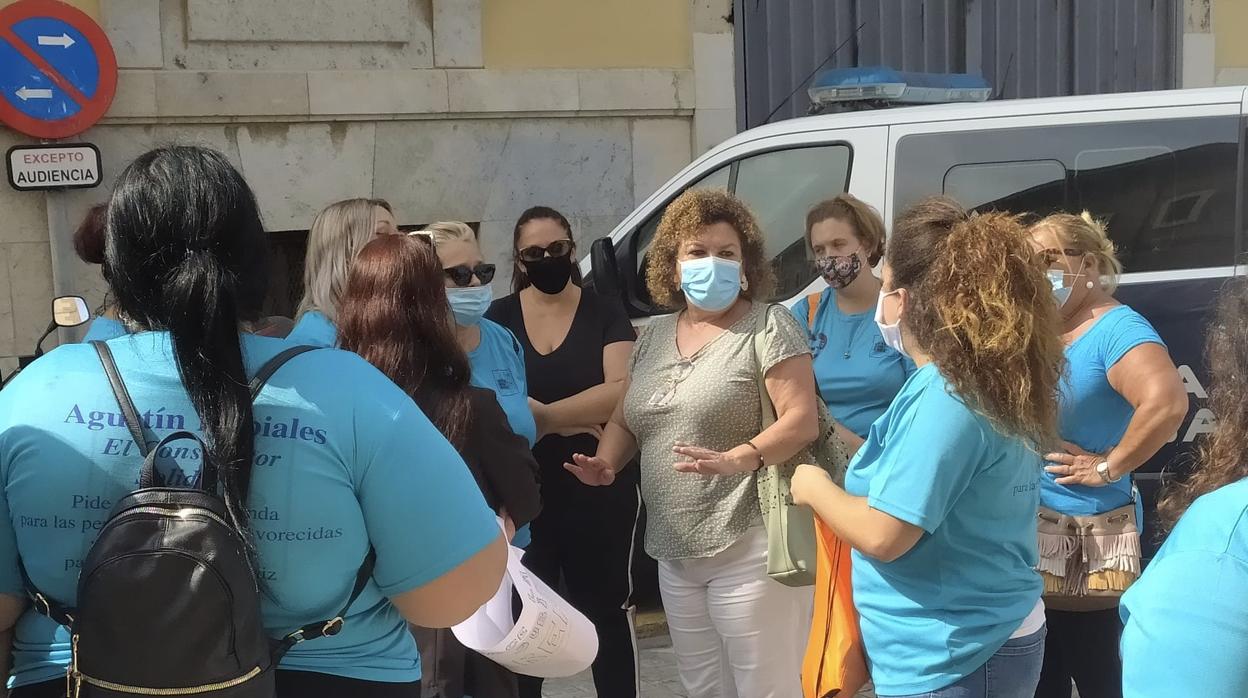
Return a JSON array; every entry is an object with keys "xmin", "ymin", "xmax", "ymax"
[
  {"xmin": 92, "ymin": 341, "xmax": 151, "ymax": 458},
  {"xmin": 273, "ymin": 548, "xmax": 376, "ymax": 660},
  {"xmin": 18, "ymin": 560, "xmax": 74, "ymax": 627},
  {"xmin": 94, "ymin": 341, "xmax": 218, "ymax": 493},
  {"xmin": 806, "ymin": 292, "xmax": 821, "ymax": 331}
]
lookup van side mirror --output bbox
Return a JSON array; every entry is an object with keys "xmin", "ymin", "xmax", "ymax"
[
  {"xmin": 590, "ymin": 237, "xmax": 623, "ymax": 299},
  {"xmin": 52, "ymin": 296, "xmax": 90, "ymax": 327}
]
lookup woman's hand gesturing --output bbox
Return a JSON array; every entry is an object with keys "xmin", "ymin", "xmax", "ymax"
[{"xmin": 564, "ymin": 453, "xmax": 617, "ymax": 486}]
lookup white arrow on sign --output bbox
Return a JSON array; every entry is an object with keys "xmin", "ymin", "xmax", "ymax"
[
  {"xmin": 36, "ymin": 33, "xmax": 75, "ymax": 48},
  {"xmin": 15, "ymin": 87, "xmax": 53, "ymax": 101}
]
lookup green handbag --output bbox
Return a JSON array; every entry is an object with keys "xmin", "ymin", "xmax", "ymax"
[{"xmin": 752, "ymin": 305, "xmax": 849, "ymax": 587}]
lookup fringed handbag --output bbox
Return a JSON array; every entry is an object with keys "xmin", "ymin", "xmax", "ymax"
[{"xmin": 1036, "ymin": 502, "xmax": 1141, "ymax": 611}]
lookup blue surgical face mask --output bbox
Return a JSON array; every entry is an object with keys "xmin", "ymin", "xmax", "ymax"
[
  {"xmin": 680, "ymin": 257, "xmax": 742, "ymax": 312},
  {"xmin": 874, "ymin": 289, "xmax": 909, "ymax": 359},
  {"xmin": 1047, "ymin": 270, "xmax": 1072, "ymax": 307},
  {"xmin": 1047, "ymin": 255, "xmax": 1086, "ymax": 308},
  {"xmin": 446, "ymin": 285, "xmax": 493, "ymax": 326}
]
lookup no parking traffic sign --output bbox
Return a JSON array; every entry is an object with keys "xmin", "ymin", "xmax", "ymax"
[{"xmin": 0, "ymin": 0, "xmax": 117, "ymax": 139}]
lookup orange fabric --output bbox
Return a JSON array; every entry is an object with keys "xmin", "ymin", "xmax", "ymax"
[
  {"xmin": 807, "ymin": 293, "xmax": 820, "ymax": 330},
  {"xmin": 802, "ymin": 517, "xmax": 869, "ymax": 698}
]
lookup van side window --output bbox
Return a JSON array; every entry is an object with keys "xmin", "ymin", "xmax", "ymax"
[
  {"xmin": 895, "ymin": 116, "xmax": 1239, "ymax": 273},
  {"xmin": 943, "ymin": 160, "xmax": 1066, "ymax": 215},
  {"xmin": 624, "ymin": 144, "xmax": 852, "ymax": 315},
  {"xmin": 733, "ymin": 145, "xmax": 852, "ymax": 300}
]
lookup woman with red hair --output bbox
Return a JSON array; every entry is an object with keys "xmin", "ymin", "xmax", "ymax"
[{"xmin": 338, "ymin": 234, "xmax": 541, "ymax": 698}]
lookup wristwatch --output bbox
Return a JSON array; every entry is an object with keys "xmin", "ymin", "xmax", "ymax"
[{"xmin": 1096, "ymin": 461, "xmax": 1122, "ymax": 484}]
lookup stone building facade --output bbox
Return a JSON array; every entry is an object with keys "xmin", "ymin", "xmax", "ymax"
[{"xmin": 0, "ymin": 0, "xmax": 736, "ymax": 367}]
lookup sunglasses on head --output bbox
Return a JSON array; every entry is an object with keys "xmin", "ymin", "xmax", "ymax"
[
  {"xmin": 517, "ymin": 239, "xmax": 574, "ymax": 264},
  {"xmin": 443, "ymin": 263, "xmax": 496, "ymax": 287},
  {"xmin": 1039, "ymin": 248, "xmax": 1085, "ymax": 266}
]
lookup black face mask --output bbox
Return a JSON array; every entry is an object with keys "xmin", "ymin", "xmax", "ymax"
[{"xmin": 525, "ymin": 255, "xmax": 574, "ymax": 295}]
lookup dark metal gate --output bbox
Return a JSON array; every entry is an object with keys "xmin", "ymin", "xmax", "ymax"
[{"xmin": 734, "ymin": 0, "xmax": 1182, "ymax": 129}]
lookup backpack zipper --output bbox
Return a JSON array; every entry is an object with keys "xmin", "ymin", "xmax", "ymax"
[
  {"xmin": 116, "ymin": 505, "xmax": 233, "ymax": 532},
  {"xmin": 69, "ymin": 634, "xmax": 263, "ymax": 695}
]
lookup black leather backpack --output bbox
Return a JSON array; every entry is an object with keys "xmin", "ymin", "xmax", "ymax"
[{"xmin": 22, "ymin": 342, "xmax": 373, "ymax": 697}]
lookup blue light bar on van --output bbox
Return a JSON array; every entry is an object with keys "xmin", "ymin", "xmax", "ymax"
[{"xmin": 808, "ymin": 67, "xmax": 992, "ymax": 105}]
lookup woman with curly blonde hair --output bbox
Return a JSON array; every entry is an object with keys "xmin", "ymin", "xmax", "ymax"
[
  {"xmin": 791, "ymin": 196, "xmax": 1064, "ymax": 698},
  {"xmin": 565, "ymin": 189, "xmax": 820, "ymax": 697},
  {"xmin": 1119, "ymin": 277, "xmax": 1248, "ymax": 697}
]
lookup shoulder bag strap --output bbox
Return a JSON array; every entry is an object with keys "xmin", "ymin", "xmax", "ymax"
[
  {"xmin": 273, "ymin": 548, "xmax": 376, "ymax": 660},
  {"xmin": 806, "ymin": 293, "xmax": 821, "ymax": 331},
  {"xmin": 754, "ymin": 304, "xmax": 777, "ymax": 430},
  {"xmin": 257, "ymin": 345, "xmax": 372, "ymax": 660},
  {"xmin": 249, "ymin": 345, "xmax": 320, "ymax": 400}
]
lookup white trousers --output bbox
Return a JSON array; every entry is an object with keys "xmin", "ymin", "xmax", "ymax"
[{"xmin": 658, "ymin": 526, "xmax": 813, "ymax": 698}]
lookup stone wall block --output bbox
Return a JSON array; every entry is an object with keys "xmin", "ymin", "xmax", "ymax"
[
  {"xmin": 448, "ymin": 70, "xmax": 580, "ymax": 112},
  {"xmin": 237, "ymin": 123, "xmax": 378, "ymax": 231},
  {"xmin": 0, "ymin": 245, "xmax": 14, "ymax": 357},
  {"xmin": 692, "ymin": 0, "xmax": 734, "ymax": 35},
  {"xmin": 186, "ymin": 0, "xmax": 412, "ymax": 43},
  {"xmin": 693, "ymin": 32, "xmax": 735, "ymax": 110},
  {"xmin": 101, "ymin": 0, "xmax": 164, "ymax": 68},
  {"xmin": 155, "ymin": 72, "xmax": 310, "ymax": 117},
  {"xmin": 109, "ymin": 70, "xmax": 158, "ymax": 117},
  {"xmin": 307, "ymin": 70, "xmax": 449, "ymax": 115},
  {"xmin": 631, "ymin": 118, "xmax": 692, "ymax": 206},
  {"xmin": 578, "ymin": 69, "xmax": 694, "ymax": 111},
  {"xmin": 433, "ymin": 0, "xmax": 483, "ymax": 68},
  {"xmin": 0, "ymin": 130, "xmax": 51, "ymax": 246},
  {"xmin": 8, "ymin": 243, "xmax": 53, "ymax": 353}
]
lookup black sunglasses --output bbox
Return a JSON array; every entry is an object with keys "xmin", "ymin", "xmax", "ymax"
[
  {"xmin": 443, "ymin": 263, "xmax": 496, "ymax": 287},
  {"xmin": 517, "ymin": 239, "xmax": 574, "ymax": 264}
]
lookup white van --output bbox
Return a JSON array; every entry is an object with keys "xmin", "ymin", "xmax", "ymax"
[{"xmin": 585, "ymin": 86, "xmax": 1243, "ymax": 550}]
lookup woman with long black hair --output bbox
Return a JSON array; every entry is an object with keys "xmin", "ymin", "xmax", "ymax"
[
  {"xmin": 0, "ymin": 146, "xmax": 505, "ymax": 697},
  {"xmin": 338, "ymin": 233, "xmax": 541, "ymax": 698}
]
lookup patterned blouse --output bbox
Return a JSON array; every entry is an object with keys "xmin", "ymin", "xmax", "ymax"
[{"xmin": 623, "ymin": 303, "xmax": 810, "ymax": 560}]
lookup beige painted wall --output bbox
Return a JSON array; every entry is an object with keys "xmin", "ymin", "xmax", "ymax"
[
  {"xmin": 1215, "ymin": 0, "xmax": 1248, "ymax": 69},
  {"xmin": 483, "ymin": 0, "xmax": 691, "ymax": 68}
]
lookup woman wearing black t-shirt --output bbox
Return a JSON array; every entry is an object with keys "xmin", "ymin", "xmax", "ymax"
[{"xmin": 486, "ymin": 207, "xmax": 638, "ymax": 698}]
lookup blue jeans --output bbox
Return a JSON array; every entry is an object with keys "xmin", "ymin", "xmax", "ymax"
[{"xmin": 891, "ymin": 626, "xmax": 1047, "ymax": 698}]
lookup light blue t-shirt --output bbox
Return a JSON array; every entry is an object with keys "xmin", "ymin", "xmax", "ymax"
[
  {"xmin": 1044, "ymin": 305, "xmax": 1164, "ymax": 516},
  {"xmin": 285, "ymin": 309, "xmax": 338, "ymax": 348},
  {"xmin": 467, "ymin": 319, "xmax": 537, "ymax": 448},
  {"xmin": 844, "ymin": 363, "xmax": 1043, "ymax": 696},
  {"xmin": 81, "ymin": 316, "xmax": 126, "ymax": 342},
  {"xmin": 1120, "ymin": 478, "xmax": 1248, "ymax": 698},
  {"xmin": 792, "ymin": 290, "xmax": 915, "ymax": 438},
  {"xmin": 0, "ymin": 332, "xmax": 499, "ymax": 688},
  {"xmin": 467, "ymin": 320, "xmax": 537, "ymax": 548},
  {"xmin": 289, "ymin": 311, "xmax": 536, "ymax": 546}
]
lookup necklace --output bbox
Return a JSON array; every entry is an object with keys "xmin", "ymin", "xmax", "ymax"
[{"xmin": 842, "ymin": 314, "xmax": 868, "ymax": 359}]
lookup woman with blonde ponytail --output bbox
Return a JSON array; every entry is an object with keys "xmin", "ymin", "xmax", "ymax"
[
  {"xmin": 792, "ymin": 196, "xmax": 1063, "ymax": 697},
  {"xmin": 1028, "ymin": 212, "xmax": 1186, "ymax": 698}
]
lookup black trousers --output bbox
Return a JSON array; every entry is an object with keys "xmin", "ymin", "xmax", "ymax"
[
  {"xmin": 1034, "ymin": 607, "xmax": 1123, "ymax": 698},
  {"xmin": 413, "ymin": 625, "xmax": 518, "ymax": 698},
  {"xmin": 517, "ymin": 462, "xmax": 641, "ymax": 698},
  {"xmin": 11, "ymin": 672, "xmax": 420, "ymax": 698}
]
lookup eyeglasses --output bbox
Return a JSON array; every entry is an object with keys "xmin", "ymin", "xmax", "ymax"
[
  {"xmin": 518, "ymin": 239, "xmax": 574, "ymax": 263},
  {"xmin": 1038, "ymin": 248, "xmax": 1085, "ymax": 267},
  {"xmin": 442, "ymin": 263, "xmax": 496, "ymax": 287}
]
